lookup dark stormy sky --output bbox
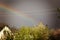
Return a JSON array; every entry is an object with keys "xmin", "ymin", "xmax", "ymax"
[{"xmin": 0, "ymin": 0, "xmax": 60, "ymax": 28}]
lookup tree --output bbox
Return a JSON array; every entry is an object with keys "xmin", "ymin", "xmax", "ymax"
[{"xmin": 57, "ymin": 8, "xmax": 60, "ymax": 18}]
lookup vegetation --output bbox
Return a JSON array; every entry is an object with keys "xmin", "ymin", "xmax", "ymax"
[
  {"xmin": 0, "ymin": 22, "xmax": 60, "ymax": 40},
  {"xmin": 14, "ymin": 23, "xmax": 50, "ymax": 40},
  {"xmin": 57, "ymin": 8, "xmax": 60, "ymax": 18}
]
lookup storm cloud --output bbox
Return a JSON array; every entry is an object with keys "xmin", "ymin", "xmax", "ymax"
[{"xmin": 0, "ymin": 0, "xmax": 60, "ymax": 28}]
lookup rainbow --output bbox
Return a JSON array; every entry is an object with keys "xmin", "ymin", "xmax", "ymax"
[{"xmin": 0, "ymin": 4, "xmax": 36, "ymax": 24}]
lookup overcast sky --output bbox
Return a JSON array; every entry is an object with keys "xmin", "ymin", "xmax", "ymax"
[{"xmin": 0, "ymin": 0, "xmax": 60, "ymax": 28}]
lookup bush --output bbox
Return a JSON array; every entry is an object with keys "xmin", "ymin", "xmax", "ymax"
[
  {"xmin": 14, "ymin": 23, "xmax": 50, "ymax": 40},
  {"xmin": 14, "ymin": 26, "xmax": 33, "ymax": 40}
]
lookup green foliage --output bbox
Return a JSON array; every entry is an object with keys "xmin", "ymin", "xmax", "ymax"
[
  {"xmin": 14, "ymin": 26, "xmax": 33, "ymax": 40},
  {"xmin": 14, "ymin": 23, "xmax": 50, "ymax": 40},
  {"xmin": 32, "ymin": 23, "xmax": 50, "ymax": 40}
]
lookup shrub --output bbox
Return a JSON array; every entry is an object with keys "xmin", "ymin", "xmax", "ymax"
[{"xmin": 14, "ymin": 23, "xmax": 50, "ymax": 40}]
